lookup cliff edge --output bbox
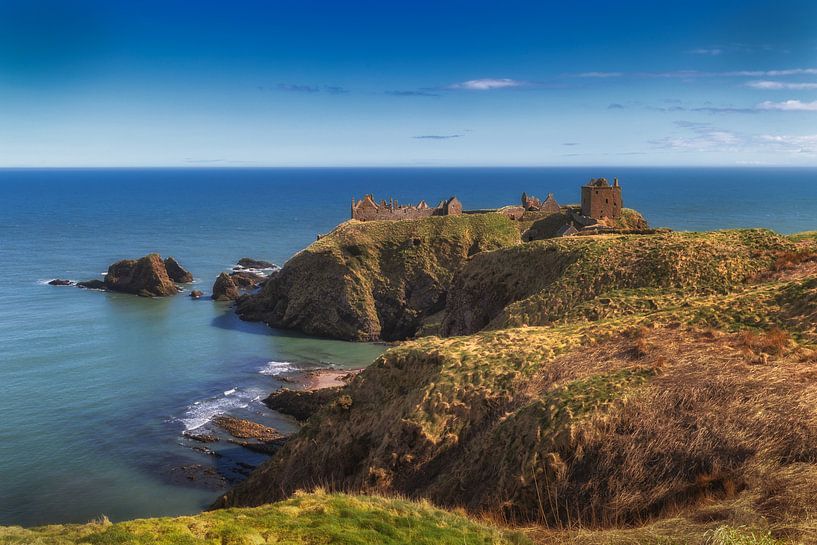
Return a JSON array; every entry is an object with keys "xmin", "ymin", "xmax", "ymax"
[{"xmin": 235, "ymin": 214, "xmax": 521, "ymax": 341}]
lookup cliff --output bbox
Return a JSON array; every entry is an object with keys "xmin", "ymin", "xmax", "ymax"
[
  {"xmin": 217, "ymin": 230, "xmax": 817, "ymax": 543},
  {"xmin": 442, "ymin": 229, "xmax": 792, "ymax": 336},
  {"xmin": 0, "ymin": 491, "xmax": 524, "ymax": 545},
  {"xmin": 235, "ymin": 214, "xmax": 521, "ymax": 341}
]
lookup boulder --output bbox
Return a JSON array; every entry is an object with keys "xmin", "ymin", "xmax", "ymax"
[
  {"xmin": 212, "ymin": 272, "xmax": 240, "ymax": 301},
  {"xmin": 104, "ymin": 254, "xmax": 179, "ymax": 297},
  {"xmin": 229, "ymin": 271, "xmax": 264, "ymax": 290},
  {"xmin": 264, "ymin": 388, "xmax": 342, "ymax": 421},
  {"xmin": 48, "ymin": 279, "xmax": 73, "ymax": 286},
  {"xmin": 190, "ymin": 290, "xmax": 204, "ymax": 299},
  {"xmin": 237, "ymin": 258, "xmax": 275, "ymax": 269},
  {"xmin": 76, "ymin": 279, "xmax": 106, "ymax": 290},
  {"xmin": 164, "ymin": 257, "xmax": 194, "ymax": 283}
]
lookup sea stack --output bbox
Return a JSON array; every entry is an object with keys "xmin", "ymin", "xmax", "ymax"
[{"xmin": 104, "ymin": 254, "xmax": 180, "ymax": 297}]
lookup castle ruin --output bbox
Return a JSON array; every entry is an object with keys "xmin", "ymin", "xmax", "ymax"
[
  {"xmin": 521, "ymin": 192, "xmax": 561, "ymax": 213},
  {"xmin": 581, "ymin": 177, "xmax": 622, "ymax": 219},
  {"xmin": 351, "ymin": 194, "xmax": 462, "ymax": 222}
]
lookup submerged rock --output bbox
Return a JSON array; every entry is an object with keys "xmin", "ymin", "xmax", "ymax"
[
  {"xmin": 164, "ymin": 257, "xmax": 194, "ymax": 283},
  {"xmin": 47, "ymin": 279, "xmax": 73, "ymax": 286},
  {"xmin": 212, "ymin": 416, "xmax": 285, "ymax": 442},
  {"xmin": 190, "ymin": 289, "xmax": 204, "ymax": 299},
  {"xmin": 104, "ymin": 254, "xmax": 180, "ymax": 297},
  {"xmin": 76, "ymin": 279, "xmax": 106, "ymax": 290},
  {"xmin": 212, "ymin": 272, "xmax": 240, "ymax": 301},
  {"xmin": 237, "ymin": 258, "xmax": 276, "ymax": 270}
]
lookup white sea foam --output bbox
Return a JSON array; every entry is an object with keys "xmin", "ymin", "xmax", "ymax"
[
  {"xmin": 178, "ymin": 387, "xmax": 263, "ymax": 431},
  {"xmin": 230, "ymin": 263, "xmax": 281, "ymax": 277},
  {"xmin": 258, "ymin": 360, "xmax": 293, "ymax": 376}
]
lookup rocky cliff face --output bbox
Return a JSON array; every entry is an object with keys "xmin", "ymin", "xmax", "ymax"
[
  {"xmin": 103, "ymin": 254, "xmax": 181, "ymax": 297},
  {"xmin": 163, "ymin": 257, "xmax": 193, "ymax": 283},
  {"xmin": 212, "ymin": 272, "xmax": 240, "ymax": 301},
  {"xmin": 235, "ymin": 214, "xmax": 521, "ymax": 341}
]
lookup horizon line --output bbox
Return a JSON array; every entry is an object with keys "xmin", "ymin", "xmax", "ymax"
[{"xmin": 1, "ymin": 164, "xmax": 816, "ymax": 170}]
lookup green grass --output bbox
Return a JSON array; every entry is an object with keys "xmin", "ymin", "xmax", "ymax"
[
  {"xmin": 0, "ymin": 492, "xmax": 529, "ymax": 545},
  {"xmin": 443, "ymin": 229, "xmax": 795, "ymax": 336}
]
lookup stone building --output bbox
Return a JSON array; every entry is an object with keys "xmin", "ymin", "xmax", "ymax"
[
  {"xmin": 351, "ymin": 194, "xmax": 462, "ymax": 222},
  {"xmin": 521, "ymin": 192, "xmax": 561, "ymax": 213},
  {"xmin": 581, "ymin": 177, "xmax": 622, "ymax": 219}
]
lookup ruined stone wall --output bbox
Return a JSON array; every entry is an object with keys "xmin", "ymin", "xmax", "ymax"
[
  {"xmin": 351, "ymin": 195, "xmax": 463, "ymax": 222},
  {"xmin": 353, "ymin": 207, "xmax": 438, "ymax": 221}
]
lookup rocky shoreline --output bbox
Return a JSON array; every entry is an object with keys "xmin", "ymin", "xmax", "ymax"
[{"xmin": 177, "ymin": 366, "xmax": 363, "ymax": 487}]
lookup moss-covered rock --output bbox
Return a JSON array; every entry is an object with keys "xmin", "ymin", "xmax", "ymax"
[{"xmin": 236, "ymin": 214, "xmax": 521, "ymax": 341}]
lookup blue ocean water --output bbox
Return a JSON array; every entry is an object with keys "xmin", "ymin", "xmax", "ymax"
[{"xmin": 0, "ymin": 167, "xmax": 815, "ymax": 527}]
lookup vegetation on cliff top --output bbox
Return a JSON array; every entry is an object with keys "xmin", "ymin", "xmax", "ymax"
[
  {"xmin": 236, "ymin": 213, "xmax": 521, "ymax": 341},
  {"xmin": 442, "ymin": 229, "xmax": 794, "ymax": 335},
  {"xmin": 218, "ymin": 229, "xmax": 817, "ymax": 544},
  {"xmin": 0, "ymin": 492, "xmax": 527, "ymax": 545}
]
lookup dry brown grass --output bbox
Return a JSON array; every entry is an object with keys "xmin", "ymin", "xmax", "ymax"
[
  {"xmin": 221, "ymin": 325, "xmax": 817, "ymax": 544},
  {"xmin": 737, "ymin": 327, "xmax": 793, "ymax": 357}
]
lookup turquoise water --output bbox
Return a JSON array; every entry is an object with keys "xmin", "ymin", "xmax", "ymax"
[{"xmin": 1, "ymin": 167, "xmax": 816, "ymax": 526}]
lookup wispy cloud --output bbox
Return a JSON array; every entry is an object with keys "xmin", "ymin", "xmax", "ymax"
[
  {"xmin": 757, "ymin": 99, "xmax": 817, "ymax": 111},
  {"xmin": 650, "ymin": 103, "xmax": 757, "ymax": 114},
  {"xmin": 649, "ymin": 121, "xmax": 743, "ymax": 151},
  {"xmin": 323, "ymin": 85, "xmax": 349, "ymax": 95},
  {"xmin": 688, "ymin": 48, "xmax": 723, "ymax": 56},
  {"xmin": 562, "ymin": 142, "xmax": 580, "ymax": 146},
  {"xmin": 270, "ymin": 83, "xmax": 349, "ymax": 94},
  {"xmin": 758, "ymin": 134, "xmax": 817, "ymax": 154},
  {"xmin": 746, "ymin": 80, "xmax": 817, "ymax": 90},
  {"xmin": 448, "ymin": 78, "xmax": 527, "ymax": 90},
  {"xmin": 573, "ymin": 68, "xmax": 817, "ymax": 79},
  {"xmin": 607, "ymin": 103, "xmax": 625, "ymax": 109},
  {"xmin": 412, "ymin": 134, "xmax": 463, "ymax": 140},
  {"xmin": 576, "ymin": 71, "xmax": 623, "ymax": 78},
  {"xmin": 385, "ymin": 90, "xmax": 440, "ymax": 97},
  {"xmin": 275, "ymin": 83, "xmax": 320, "ymax": 93}
]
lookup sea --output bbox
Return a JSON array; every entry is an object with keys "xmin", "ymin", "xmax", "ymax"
[{"xmin": 1, "ymin": 167, "xmax": 816, "ymax": 527}]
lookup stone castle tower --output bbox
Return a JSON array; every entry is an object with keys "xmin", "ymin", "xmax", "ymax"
[{"xmin": 581, "ymin": 177, "xmax": 622, "ymax": 219}]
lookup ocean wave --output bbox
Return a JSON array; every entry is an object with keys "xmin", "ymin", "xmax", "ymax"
[
  {"xmin": 230, "ymin": 263, "xmax": 281, "ymax": 277},
  {"xmin": 258, "ymin": 360, "xmax": 293, "ymax": 376},
  {"xmin": 177, "ymin": 387, "xmax": 263, "ymax": 431}
]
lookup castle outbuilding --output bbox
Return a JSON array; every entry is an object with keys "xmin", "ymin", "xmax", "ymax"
[
  {"xmin": 351, "ymin": 194, "xmax": 462, "ymax": 221},
  {"xmin": 581, "ymin": 177, "xmax": 622, "ymax": 219}
]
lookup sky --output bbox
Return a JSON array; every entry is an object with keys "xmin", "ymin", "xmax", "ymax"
[{"xmin": 0, "ymin": 0, "xmax": 816, "ymax": 167}]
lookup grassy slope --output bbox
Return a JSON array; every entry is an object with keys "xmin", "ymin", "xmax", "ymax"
[
  {"xmin": 442, "ymin": 229, "xmax": 793, "ymax": 336},
  {"xmin": 220, "ymin": 230, "xmax": 817, "ymax": 544},
  {"xmin": 0, "ymin": 492, "xmax": 527, "ymax": 545},
  {"xmin": 236, "ymin": 213, "xmax": 521, "ymax": 341}
]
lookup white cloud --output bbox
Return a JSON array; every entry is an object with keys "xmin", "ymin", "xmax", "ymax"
[
  {"xmin": 689, "ymin": 48, "xmax": 723, "ymax": 56},
  {"xmin": 758, "ymin": 134, "xmax": 817, "ymax": 153},
  {"xmin": 448, "ymin": 78, "xmax": 526, "ymax": 90},
  {"xmin": 757, "ymin": 100, "xmax": 817, "ymax": 111},
  {"xmin": 650, "ymin": 121, "xmax": 743, "ymax": 151},
  {"xmin": 576, "ymin": 71, "xmax": 623, "ymax": 78},
  {"xmin": 746, "ymin": 80, "xmax": 817, "ymax": 90},
  {"xmin": 574, "ymin": 68, "xmax": 817, "ymax": 79}
]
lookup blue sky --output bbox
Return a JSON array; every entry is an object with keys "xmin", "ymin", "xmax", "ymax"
[{"xmin": 1, "ymin": 0, "xmax": 816, "ymax": 167}]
